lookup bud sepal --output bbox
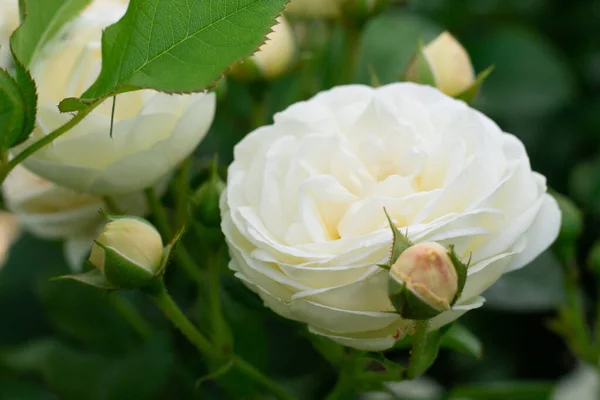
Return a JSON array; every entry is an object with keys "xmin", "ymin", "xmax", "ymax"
[{"xmin": 388, "ymin": 275, "xmax": 445, "ymax": 320}]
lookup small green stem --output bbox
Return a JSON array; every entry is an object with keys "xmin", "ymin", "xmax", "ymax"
[
  {"xmin": 233, "ymin": 356, "xmax": 294, "ymax": 400},
  {"xmin": 108, "ymin": 293, "xmax": 152, "ymax": 339},
  {"xmin": 561, "ymin": 260, "xmax": 592, "ymax": 360},
  {"xmin": 208, "ymin": 250, "xmax": 229, "ymax": 349},
  {"xmin": 173, "ymin": 158, "xmax": 192, "ymax": 228},
  {"xmin": 144, "ymin": 187, "xmax": 205, "ymax": 285},
  {"xmin": 102, "ymin": 196, "xmax": 124, "ymax": 215},
  {"xmin": 144, "ymin": 187, "xmax": 174, "ymax": 240},
  {"xmin": 146, "ymin": 279, "xmax": 217, "ymax": 360},
  {"xmin": 146, "ymin": 279, "xmax": 293, "ymax": 400},
  {"xmin": 337, "ymin": 23, "xmax": 361, "ymax": 85},
  {"xmin": 407, "ymin": 320, "xmax": 429, "ymax": 379},
  {"xmin": 0, "ymin": 99, "xmax": 102, "ymax": 185},
  {"xmin": 325, "ymin": 373, "xmax": 351, "ymax": 400}
]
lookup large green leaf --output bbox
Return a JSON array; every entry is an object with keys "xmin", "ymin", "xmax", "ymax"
[
  {"xmin": 82, "ymin": 0, "xmax": 290, "ymax": 98},
  {"xmin": 468, "ymin": 26, "xmax": 575, "ymax": 120},
  {"xmin": 482, "ymin": 251, "xmax": 565, "ymax": 311},
  {"xmin": 11, "ymin": 0, "xmax": 92, "ymax": 67},
  {"xmin": 356, "ymin": 11, "xmax": 441, "ymax": 85}
]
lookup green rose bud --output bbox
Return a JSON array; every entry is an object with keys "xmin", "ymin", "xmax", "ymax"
[
  {"xmin": 388, "ymin": 242, "xmax": 459, "ymax": 320},
  {"xmin": 191, "ymin": 165, "xmax": 226, "ymax": 228},
  {"xmin": 89, "ymin": 217, "xmax": 164, "ymax": 289}
]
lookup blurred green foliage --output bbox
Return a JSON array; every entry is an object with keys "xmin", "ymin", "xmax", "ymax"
[{"xmin": 3, "ymin": 0, "xmax": 600, "ymax": 398}]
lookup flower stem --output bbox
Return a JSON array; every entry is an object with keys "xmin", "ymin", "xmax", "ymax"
[
  {"xmin": 0, "ymin": 99, "xmax": 103, "ymax": 185},
  {"xmin": 208, "ymin": 249, "xmax": 229, "ymax": 350},
  {"xmin": 108, "ymin": 293, "xmax": 152, "ymax": 339},
  {"xmin": 233, "ymin": 356, "xmax": 294, "ymax": 400},
  {"xmin": 338, "ymin": 23, "xmax": 361, "ymax": 85},
  {"xmin": 144, "ymin": 187, "xmax": 206, "ymax": 285},
  {"xmin": 145, "ymin": 278, "xmax": 293, "ymax": 400},
  {"xmin": 145, "ymin": 278, "xmax": 217, "ymax": 360},
  {"xmin": 173, "ymin": 158, "xmax": 192, "ymax": 228},
  {"xmin": 407, "ymin": 320, "xmax": 430, "ymax": 379}
]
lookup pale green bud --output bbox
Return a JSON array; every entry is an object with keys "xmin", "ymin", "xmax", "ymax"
[
  {"xmin": 89, "ymin": 217, "xmax": 164, "ymax": 289},
  {"xmin": 389, "ymin": 242, "xmax": 459, "ymax": 320}
]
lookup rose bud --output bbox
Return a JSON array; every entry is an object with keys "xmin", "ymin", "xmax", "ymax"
[
  {"xmin": 89, "ymin": 217, "xmax": 164, "ymax": 289},
  {"xmin": 191, "ymin": 165, "xmax": 225, "ymax": 228},
  {"xmin": 405, "ymin": 32, "xmax": 475, "ymax": 97},
  {"xmin": 230, "ymin": 17, "xmax": 295, "ymax": 81},
  {"xmin": 388, "ymin": 242, "xmax": 459, "ymax": 320}
]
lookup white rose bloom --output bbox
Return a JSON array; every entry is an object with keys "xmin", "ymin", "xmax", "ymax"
[
  {"xmin": 2, "ymin": 166, "xmax": 150, "ymax": 270},
  {"xmin": 0, "ymin": 0, "xmax": 19, "ymax": 69},
  {"xmin": 220, "ymin": 83, "xmax": 561, "ymax": 351},
  {"xmin": 13, "ymin": 0, "xmax": 216, "ymax": 196}
]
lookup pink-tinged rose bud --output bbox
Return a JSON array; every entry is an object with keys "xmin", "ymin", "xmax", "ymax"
[{"xmin": 389, "ymin": 242, "xmax": 458, "ymax": 319}]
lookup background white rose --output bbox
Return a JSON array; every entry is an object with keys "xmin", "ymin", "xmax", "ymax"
[
  {"xmin": 14, "ymin": 0, "xmax": 216, "ymax": 196},
  {"xmin": 2, "ymin": 166, "xmax": 150, "ymax": 270},
  {"xmin": 0, "ymin": 0, "xmax": 19, "ymax": 69},
  {"xmin": 220, "ymin": 83, "xmax": 561, "ymax": 351}
]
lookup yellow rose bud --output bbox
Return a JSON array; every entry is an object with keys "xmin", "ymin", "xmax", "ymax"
[
  {"xmin": 89, "ymin": 217, "xmax": 164, "ymax": 288},
  {"xmin": 389, "ymin": 242, "xmax": 459, "ymax": 319},
  {"xmin": 406, "ymin": 32, "xmax": 475, "ymax": 97}
]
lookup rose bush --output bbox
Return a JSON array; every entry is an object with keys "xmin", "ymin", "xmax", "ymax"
[
  {"xmin": 12, "ymin": 0, "xmax": 216, "ymax": 195},
  {"xmin": 220, "ymin": 83, "xmax": 561, "ymax": 351},
  {"xmin": 2, "ymin": 166, "xmax": 149, "ymax": 270}
]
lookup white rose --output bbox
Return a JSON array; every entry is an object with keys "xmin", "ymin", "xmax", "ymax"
[
  {"xmin": 220, "ymin": 83, "xmax": 561, "ymax": 351},
  {"xmin": 2, "ymin": 165, "xmax": 150, "ymax": 270},
  {"xmin": 0, "ymin": 0, "xmax": 19, "ymax": 69},
  {"xmin": 14, "ymin": 0, "xmax": 216, "ymax": 196}
]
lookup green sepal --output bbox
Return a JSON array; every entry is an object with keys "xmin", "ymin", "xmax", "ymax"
[
  {"xmin": 53, "ymin": 268, "xmax": 118, "ymax": 291},
  {"xmin": 403, "ymin": 40, "xmax": 437, "ymax": 88},
  {"xmin": 454, "ymin": 65, "xmax": 494, "ymax": 103},
  {"xmin": 377, "ymin": 264, "xmax": 390, "ymax": 271},
  {"xmin": 388, "ymin": 276, "xmax": 442, "ymax": 320},
  {"xmin": 448, "ymin": 245, "xmax": 469, "ymax": 305},
  {"xmin": 383, "ymin": 208, "xmax": 412, "ymax": 266},
  {"xmin": 367, "ymin": 64, "xmax": 382, "ymax": 88},
  {"xmin": 95, "ymin": 241, "xmax": 155, "ymax": 289},
  {"xmin": 156, "ymin": 224, "xmax": 186, "ymax": 276}
]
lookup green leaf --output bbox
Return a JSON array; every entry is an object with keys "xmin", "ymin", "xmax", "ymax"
[
  {"xmin": 440, "ymin": 323, "xmax": 483, "ymax": 359},
  {"xmin": 6, "ymin": 0, "xmax": 87, "ymax": 147},
  {"xmin": 483, "ymin": 251, "xmax": 565, "ymax": 311},
  {"xmin": 1, "ymin": 337, "xmax": 174, "ymax": 400},
  {"xmin": 54, "ymin": 268, "xmax": 118, "ymax": 291},
  {"xmin": 10, "ymin": 0, "xmax": 92, "ymax": 67},
  {"xmin": 449, "ymin": 381, "xmax": 554, "ymax": 400},
  {"xmin": 468, "ymin": 26, "xmax": 575, "ymax": 119},
  {"xmin": 10, "ymin": 57, "xmax": 38, "ymax": 145},
  {"xmin": 38, "ymin": 279, "xmax": 141, "ymax": 352},
  {"xmin": 0, "ymin": 69, "xmax": 25, "ymax": 149},
  {"xmin": 82, "ymin": 0, "xmax": 290, "ymax": 99},
  {"xmin": 357, "ymin": 11, "xmax": 441, "ymax": 85}
]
